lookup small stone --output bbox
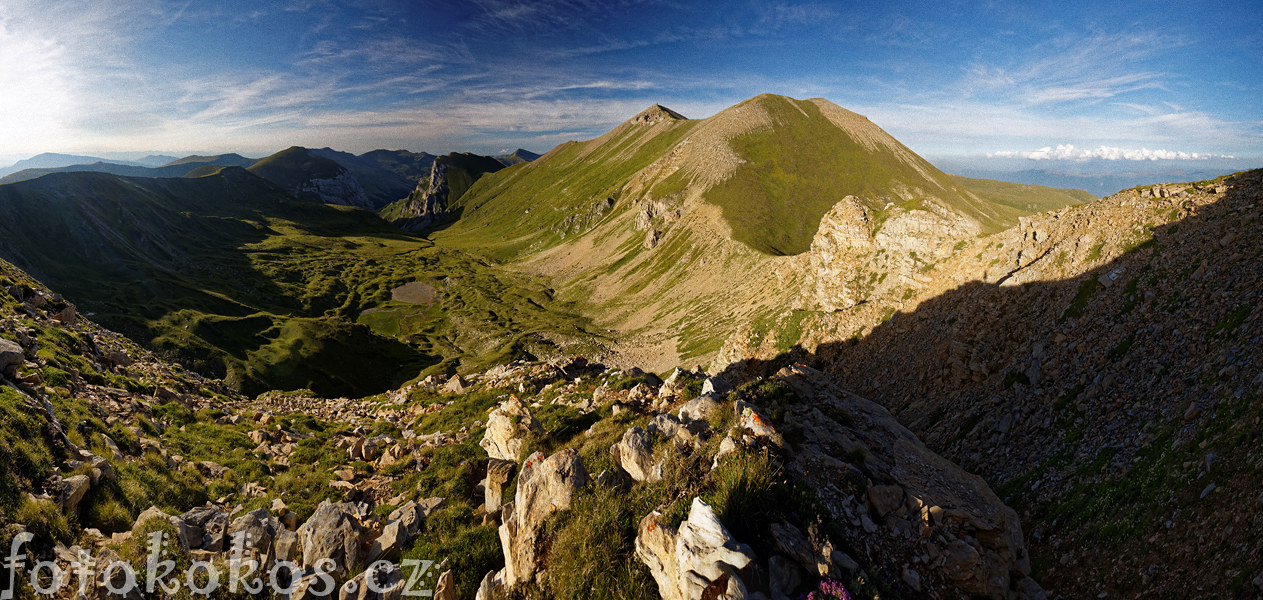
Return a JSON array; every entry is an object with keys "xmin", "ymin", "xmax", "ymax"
[
  {"xmin": 868, "ymin": 484, "xmax": 904, "ymax": 518},
  {"xmin": 860, "ymin": 513, "xmax": 878, "ymax": 533},
  {"xmin": 902, "ymin": 567, "xmax": 922, "ymax": 592},
  {"xmin": 444, "ymin": 375, "xmax": 468, "ymax": 394},
  {"xmin": 1200, "ymin": 482, "xmax": 1216, "ymax": 498}
]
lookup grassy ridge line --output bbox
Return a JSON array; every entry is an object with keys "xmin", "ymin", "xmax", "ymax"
[{"xmin": 950, "ymin": 174, "xmax": 1095, "ymax": 224}]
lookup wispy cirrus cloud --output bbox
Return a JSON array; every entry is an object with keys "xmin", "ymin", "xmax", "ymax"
[
  {"xmin": 0, "ymin": 0, "xmax": 1257, "ymax": 162},
  {"xmin": 960, "ymin": 31, "xmax": 1174, "ymax": 107}
]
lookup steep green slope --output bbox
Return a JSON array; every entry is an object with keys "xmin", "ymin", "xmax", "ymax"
[
  {"xmin": 0, "ymin": 169, "xmax": 602, "ymax": 396},
  {"xmin": 431, "ymin": 95, "xmax": 1093, "ymax": 368},
  {"xmin": 699, "ymin": 95, "xmax": 1024, "ymax": 255},
  {"xmin": 950, "ymin": 175, "xmax": 1095, "ymax": 222},
  {"xmin": 440, "ymin": 110, "xmax": 699, "ymax": 261}
]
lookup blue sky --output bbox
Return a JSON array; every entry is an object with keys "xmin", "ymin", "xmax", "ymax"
[{"xmin": 1, "ymin": 0, "xmax": 1261, "ymax": 167}]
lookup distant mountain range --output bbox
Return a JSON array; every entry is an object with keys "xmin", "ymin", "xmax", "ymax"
[
  {"xmin": 0, "ymin": 153, "xmax": 258, "ymax": 183},
  {"xmin": 0, "ymin": 152, "xmax": 147, "ymax": 178},
  {"xmin": 0, "ymin": 147, "xmax": 543, "ymax": 211}
]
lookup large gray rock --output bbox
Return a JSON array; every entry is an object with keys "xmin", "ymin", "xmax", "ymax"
[
  {"xmin": 635, "ymin": 497, "xmax": 755, "ymax": 600},
  {"xmin": 297, "ymin": 501, "xmax": 365, "ymax": 580},
  {"xmin": 387, "ymin": 501, "xmax": 424, "ymax": 536},
  {"xmin": 610, "ymin": 426, "xmax": 662, "ymax": 483},
  {"xmin": 275, "ymin": 529, "xmax": 300, "ymax": 562},
  {"xmin": 479, "ymin": 397, "xmax": 544, "ymax": 461},
  {"xmin": 367, "ymin": 519, "xmax": 410, "ymax": 563},
  {"xmin": 201, "ymin": 510, "xmax": 231, "ymax": 552},
  {"xmin": 54, "ymin": 475, "xmax": 90, "ymax": 514},
  {"xmin": 0, "ymin": 338, "xmax": 23, "ymax": 378},
  {"xmin": 229, "ymin": 509, "xmax": 278, "ymax": 561},
  {"xmin": 677, "ymin": 393, "xmax": 721, "ymax": 423},
  {"xmin": 496, "ymin": 448, "xmax": 589, "ymax": 587}
]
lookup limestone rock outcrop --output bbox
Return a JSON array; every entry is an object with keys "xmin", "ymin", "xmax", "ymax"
[
  {"xmin": 492, "ymin": 449, "xmax": 590, "ymax": 589},
  {"xmin": 480, "ymin": 396, "xmax": 544, "ymax": 461},
  {"xmin": 805, "ymin": 195, "xmax": 979, "ymax": 311},
  {"xmin": 635, "ymin": 497, "xmax": 756, "ymax": 600},
  {"xmin": 610, "ymin": 426, "xmax": 662, "ymax": 483}
]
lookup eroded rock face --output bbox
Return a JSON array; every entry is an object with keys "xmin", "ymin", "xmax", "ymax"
[
  {"xmin": 496, "ymin": 448, "xmax": 589, "ymax": 587},
  {"xmin": 54, "ymin": 474, "xmax": 91, "ymax": 514},
  {"xmin": 485, "ymin": 458, "xmax": 516, "ymax": 513},
  {"xmin": 480, "ymin": 397, "xmax": 544, "ymax": 461},
  {"xmin": 775, "ymin": 364, "xmax": 1041, "ymax": 599},
  {"xmin": 296, "ymin": 171, "xmax": 373, "ymax": 209},
  {"xmin": 635, "ymin": 497, "xmax": 756, "ymax": 600},
  {"xmin": 805, "ymin": 195, "xmax": 979, "ymax": 311},
  {"xmin": 806, "ymin": 196, "xmax": 876, "ymax": 311},
  {"xmin": 394, "ymin": 161, "xmax": 452, "ymax": 232}
]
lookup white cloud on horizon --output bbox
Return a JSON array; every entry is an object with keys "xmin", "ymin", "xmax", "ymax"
[{"xmin": 988, "ymin": 144, "xmax": 1235, "ymax": 161}]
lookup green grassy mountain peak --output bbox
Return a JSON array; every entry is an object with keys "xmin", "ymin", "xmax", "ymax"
[{"xmin": 432, "ymin": 94, "xmax": 1088, "ymax": 368}]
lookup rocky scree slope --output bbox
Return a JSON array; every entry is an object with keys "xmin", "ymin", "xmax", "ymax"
[
  {"xmin": 429, "ymin": 359, "xmax": 1043, "ymax": 600},
  {"xmin": 0, "ymin": 256, "xmax": 482, "ymax": 600},
  {"xmin": 715, "ymin": 170, "xmax": 1263, "ymax": 597}
]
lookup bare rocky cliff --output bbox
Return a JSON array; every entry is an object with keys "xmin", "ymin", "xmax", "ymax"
[
  {"xmin": 384, "ymin": 153, "xmax": 506, "ymax": 232},
  {"xmin": 295, "ymin": 170, "xmax": 374, "ymax": 209}
]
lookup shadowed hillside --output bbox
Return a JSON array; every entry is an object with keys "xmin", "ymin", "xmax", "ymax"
[
  {"xmin": 714, "ymin": 169, "xmax": 1263, "ymax": 598},
  {"xmin": 0, "ymin": 168, "xmax": 604, "ymax": 396}
]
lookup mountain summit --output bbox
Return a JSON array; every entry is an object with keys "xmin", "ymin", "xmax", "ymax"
[
  {"xmin": 630, "ymin": 103, "xmax": 687, "ymax": 125},
  {"xmin": 435, "ymin": 94, "xmax": 1085, "ymax": 369}
]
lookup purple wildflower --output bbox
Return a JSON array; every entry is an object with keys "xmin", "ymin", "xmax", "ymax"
[{"xmin": 800, "ymin": 578, "xmax": 851, "ymax": 600}]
